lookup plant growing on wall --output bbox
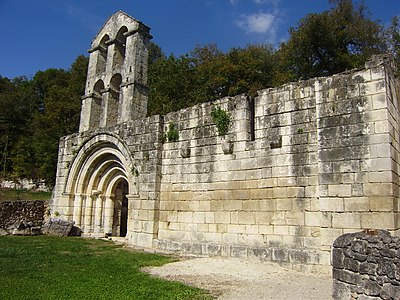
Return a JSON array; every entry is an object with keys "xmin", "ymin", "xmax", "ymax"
[
  {"xmin": 165, "ymin": 123, "xmax": 179, "ymax": 142},
  {"xmin": 211, "ymin": 106, "xmax": 231, "ymax": 136}
]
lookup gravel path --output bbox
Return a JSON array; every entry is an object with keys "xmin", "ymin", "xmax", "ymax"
[{"xmin": 143, "ymin": 257, "xmax": 333, "ymax": 300}]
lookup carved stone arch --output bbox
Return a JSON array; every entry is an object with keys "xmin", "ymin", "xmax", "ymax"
[
  {"xmin": 64, "ymin": 133, "xmax": 138, "ymax": 236},
  {"xmin": 65, "ymin": 133, "xmax": 136, "ymax": 196}
]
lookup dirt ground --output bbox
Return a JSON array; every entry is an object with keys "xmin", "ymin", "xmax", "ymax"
[{"xmin": 143, "ymin": 257, "xmax": 333, "ymax": 300}]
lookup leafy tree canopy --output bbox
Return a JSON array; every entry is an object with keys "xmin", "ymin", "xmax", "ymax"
[{"xmin": 276, "ymin": 0, "xmax": 387, "ymax": 82}]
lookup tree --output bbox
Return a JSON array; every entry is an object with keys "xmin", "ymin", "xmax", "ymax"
[
  {"xmin": 29, "ymin": 56, "xmax": 88, "ymax": 187},
  {"xmin": 0, "ymin": 76, "xmax": 36, "ymax": 178},
  {"xmin": 148, "ymin": 54, "xmax": 199, "ymax": 116},
  {"xmin": 388, "ymin": 16, "xmax": 400, "ymax": 76},
  {"xmin": 276, "ymin": 0, "xmax": 387, "ymax": 82}
]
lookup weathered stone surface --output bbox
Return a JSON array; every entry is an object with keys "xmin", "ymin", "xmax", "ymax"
[
  {"xmin": 50, "ymin": 10, "xmax": 400, "ymax": 272},
  {"xmin": 333, "ymin": 230, "xmax": 400, "ymax": 300},
  {"xmin": 0, "ymin": 228, "xmax": 9, "ymax": 236},
  {"xmin": 42, "ymin": 219, "xmax": 75, "ymax": 236},
  {"xmin": 0, "ymin": 200, "xmax": 48, "ymax": 229}
]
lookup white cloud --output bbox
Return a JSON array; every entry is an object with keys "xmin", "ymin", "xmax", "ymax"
[{"xmin": 236, "ymin": 12, "xmax": 276, "ymax": 34}]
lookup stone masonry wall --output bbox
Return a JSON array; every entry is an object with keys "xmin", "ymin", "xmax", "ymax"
[
  {"xmin": 0, "ymin": 200, "xmax": 49, "ymax": 229},
  {"xmin": 154, "ymin": 56, "xmax": 400, "ymax": 272},
  {"xmin": 333, "ymin": 230, "xmax": 400, "ymax": 299},
  {"xmin": 52, "ymin": 55, "xmax": 400, "ymax": 272}
]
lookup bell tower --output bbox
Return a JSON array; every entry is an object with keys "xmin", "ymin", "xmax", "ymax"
[{"xmin": 79, "ymin": 11, "xmax": 152, "ymax": 132}]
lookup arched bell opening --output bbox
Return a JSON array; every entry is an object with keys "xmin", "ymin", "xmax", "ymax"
[
  {"xmin": 106, "ymin": 73, "xmax": 122, "ymax": 127},
  {"xmin": 112, "ymin": 26, "xmax": 128, "ymax": 70},
  {"xmin": 96, "ymin": 34, "xmax": 109, "ymax": 74}
]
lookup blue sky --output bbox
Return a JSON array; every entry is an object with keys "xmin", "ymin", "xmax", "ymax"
[{"xmin": 0, "ymin": 0, "xmax": 399, "ymax": 79}]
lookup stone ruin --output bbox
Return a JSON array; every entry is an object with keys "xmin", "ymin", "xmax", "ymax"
[
  {"xmin": 333, "ymin": 230, "xmax": 400, "ymax": 299},
  {"xmin": 51, "ymin": 11, "xmax": 400, "ymax": 273}
]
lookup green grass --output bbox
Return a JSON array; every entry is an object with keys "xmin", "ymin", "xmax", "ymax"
[
  {"xmin": 0, "ymin": 236, "xmax": 212, "ymax": 300},
  {"xmin": 0, "ymin": 188, "xmax": 51, "ymax": 201}
]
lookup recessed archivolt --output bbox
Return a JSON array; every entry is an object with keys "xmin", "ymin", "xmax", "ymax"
[
  {"xmin": 65, "ymin": 133, "xmax": 136, "ymax": 196},
  {"xmin": 85, "ymin": 158, "xmax": 126, "ymax": 196}
]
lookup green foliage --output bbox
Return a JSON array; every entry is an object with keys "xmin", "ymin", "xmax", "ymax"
[
  {"xmin": 275, "ymin": 0, "xmax": 387, "ymax": 83},
  {"xmin": 388, "ymin": 16, "xmax": 400, "ymax": 76},
  {"xmin": 165, "ymin": 123, "xmax": 179, "ymax": 142},
  {"xmin": 0, "ymin": 236, "xmax": 212, "ymax": 300},
  {"xmin": 148, "ymin": 43, "xmax": 276, "ymax": 116},
  {"xmin": 211, "ymin": 107, "xmax": 231, "ymax": 136},
  {"xmin": 0, "ymin": 55, "xmax": 88, "ymax": 187}
]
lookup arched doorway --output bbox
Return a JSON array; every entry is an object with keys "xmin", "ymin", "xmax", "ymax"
[{"xmin": 113, "ymin": 179, "xmax": 129, "ymax": 237}]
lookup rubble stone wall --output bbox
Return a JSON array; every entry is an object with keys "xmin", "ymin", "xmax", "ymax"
[
  {"xmin": 333, "ymin": 230, "xmax": 400, "ymax": 300},
  {"xmin": 0, "ymin": 200, "xmax": 49, "ymax": 228}
]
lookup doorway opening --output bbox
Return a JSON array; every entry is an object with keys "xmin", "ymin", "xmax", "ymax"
[{"xmin": 112, "ymin": 179, "xmax": 129, "ymax": 237}]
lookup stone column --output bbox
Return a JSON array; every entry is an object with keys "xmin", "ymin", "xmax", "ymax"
[
  {"xmin": 84, "ymin": 195, "xmax": 94, "ymax": 233},
  {"xmin": 93, "ymin": 191, "xmax": 103, "ymax": 233},
  {"xmin": 73, "ymin": 194, "xmax": 84, "ymax": 227},
  {"xmin": 104, "ymin": 196, "xmax": 114, "ymax": 235}
]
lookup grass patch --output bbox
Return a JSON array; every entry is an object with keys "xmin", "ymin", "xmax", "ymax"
[
  {"xmin": 0, "ymin": 236, "xmax": 212, "ymax": 300},
  {"xmin": 0, "ymin": 188, "xmax": 51, "ymax": 201}
]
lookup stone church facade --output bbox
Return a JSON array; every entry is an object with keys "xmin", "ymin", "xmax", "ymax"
[{"xmin": 52, "ymin": 11, "xmax": 400, "ymax": 272}]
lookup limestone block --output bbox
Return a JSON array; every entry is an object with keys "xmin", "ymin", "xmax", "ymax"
[
  {"xmin": 242, "ymin": 200, "xmax": 260, "ymax": 211},
  {"xmin": 274, "ymin": 225, "xmax": 289, "ymax": 235},
  {"xmin": 223, "ymin": 200, "xmax": 243, "ymax": 211},
  {"xmin": 205, "ymin": 212, "xmax": 215, "ymax": 224},
  {"xmin": 328, "ymin": 185, "xmax": 352, "ymax": 197},
  {"xmin": 360, "ymin": 212, "xmax": 396, "ymax": 229},
  {"xmin": 272, "ymin": 187, "xmax": 287, "ymax": 199},
  {"xmin": 363, "ymin": 183, "xmax": 393, "ymax": 196},
  {"xmin": 258, "ymin": 225, "xmax": 273, "ymax": 234},
  {"xmin": 193, "ymin": 212, "xmax": 206, "ymax": 223},
  {"xmin": 287, "ymin": 187, "xmax": 305, "ymax": 198},
  {"xmin": 239, "ymin": 180, "xmax": 259, "ymax": 189},
  {"xmin": 214, "ymin": 212, "xmax": 231, "ymax": 224},
  {"xmin": 255, "ymin": 212, "xmax": 272, "ymax": 225},
  {"xmin": 285, "ymin": 211, "xmax": 305, "ymax": 226},
  {"xmin": 319, "ymin": 198, "xmax": 344, "ymax": 212},
  {"xmin": 227, "ymin": 224, "xmax": 245, "ymax": 234},
  {"xmin": 332, "ymin": 213, "xmax": 361, "ymax": 229},
  {"xmin": 237, "ymin": 212, "xmax": 255, "ymax": 224},
  {"xmin": 320, "ymin": 227, "xmax": 343, "ymax": 246},
  {"xmin": 305, "ymin": 186, "xmax": 318, "ymax": 198},
  {"xmin": 277, "ymin": 176, "xmax": 297, "ymax": 187},
  {"xmin": 177, "ymin": 212, "xmax": 193, "ymax": 223},
  {"xmin": 251, "ymin": 188, "xmax": 273, "ymax": 200},
  {"xmin": 272, "ymin": 166, "xmax": 291, "ymax": 177},
  {"xmin": 305, "ymin": 212, "xmax": 321, "ymax": 227},
  {"xmin": 374, "ymin": 120, "xmax": 389, "ymax": 134},
  {"xmin": 343, "ymin": 197, "xmax": 369, "ymax": 212},
  {"xmin": 245, "ymin": 225, "xmax": 259, "ymax": 234},
  {"xmin": 275, "ymin": 198, "xmax": 291, "ymax": 211},
  {"xmin": 369, "ymin": 196, "xmax": 395, "ymax": 211}
]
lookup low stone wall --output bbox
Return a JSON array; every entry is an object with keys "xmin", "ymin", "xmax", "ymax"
[
  {"xmin": 0, "ymin": 200, "xmax": 49, "ymax": 229},
  {"xmin": 332, "ymin": 230, "xmax": 400, "ymax": 300}
]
